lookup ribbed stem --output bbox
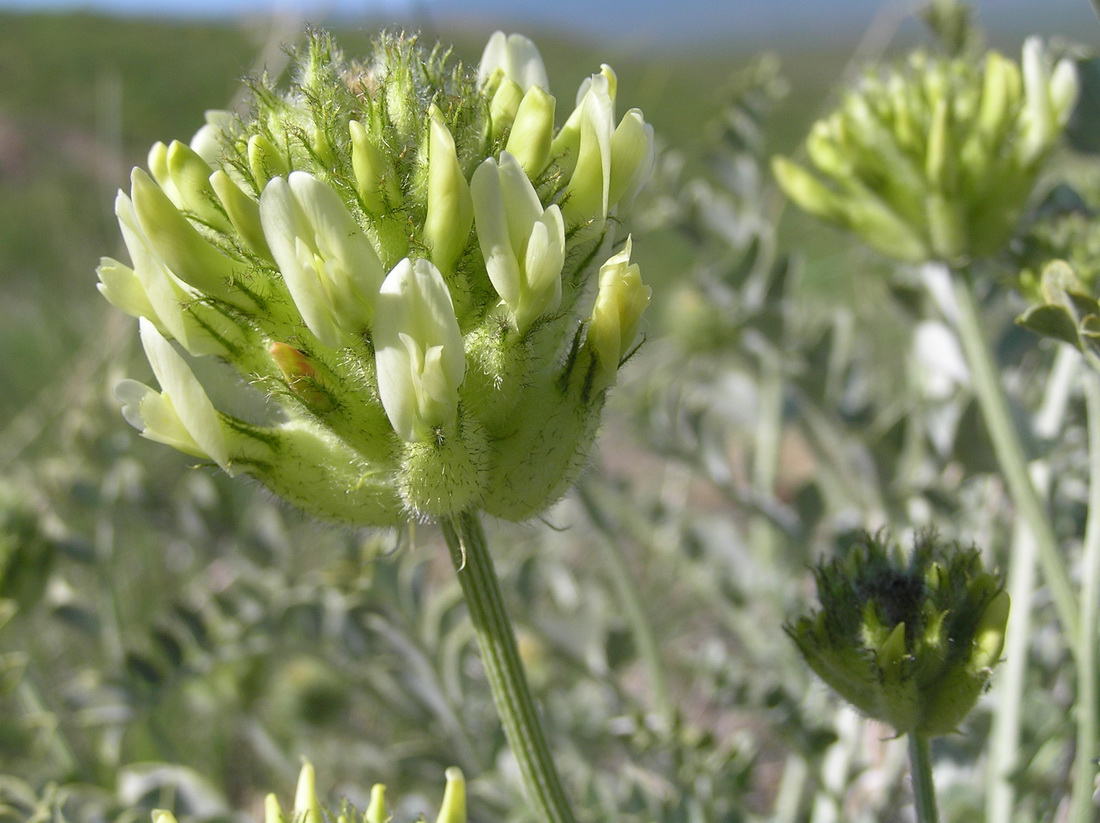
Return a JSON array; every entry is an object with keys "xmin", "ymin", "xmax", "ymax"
[
  {"xmin": 441, "ymin": 512, "xmax": 577, "ymax": 823},
  {"xmin": 949, "ymin": 268, "xmax": 1079, "ymax": 641},
  {"xmin": 908, "ymin": 734, "xmax": 940, "ymax": 823}
]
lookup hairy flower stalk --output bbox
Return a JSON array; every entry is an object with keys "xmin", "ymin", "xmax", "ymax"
[{"xmin": 98, "ymin": 29, "xmax": 654, "ymax": 823}]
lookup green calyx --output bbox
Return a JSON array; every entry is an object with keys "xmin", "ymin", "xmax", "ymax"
[
  {"xmin": 98, "ymin": 29, "xmax": 655, "ymax": 525},
  {"xmin": 786, "ymin": 530, "xmax": 1009, "ymax": 736}
]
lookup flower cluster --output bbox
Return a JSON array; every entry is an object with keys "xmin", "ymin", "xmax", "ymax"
[
  {"xmin": 97, "ymin": 30, "xmax": 654, "ymax": 524},
  {"xmin": 152, "ymin": 761, "xmax": 466, "ymax": 823},
  {"xmin": 772, "ymin": 40, "xmax": 1077, "ymax": 264},
  {"xmin": 786, "ymin": 531, "xmax": 1009, "ymax": 736}
]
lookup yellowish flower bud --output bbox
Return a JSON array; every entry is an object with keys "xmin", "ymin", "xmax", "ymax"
[
  {"xmin": 505, "ymin": 84, "xmax": 556, "ymax": 178},
  {"xmin": 95, "ymin": 256, "xmax": 158, "ymax": 324},
  {"xmin": 770, "ymin": 156, "xmax": 844, "ymax": 221},
  {"xmin": 188, "ymin": 109, "xmax": 234, "ymax": 167},
  {"xmin": 292, "ymin": 760, "xmax": 323, "ymax": 823},
  {"xmin": 489, "ymin": 76, "xmax": 525, "ymax": 141},
  {"xmin": 365, "ymin": 784, "xmax": 388, "ymax": 823},
  {"xmin": 263, "ymin": 794, "xmax": 286, "ymax": 823},
  {"xmin": 130, "ymin": 168, "xmax": 246, "ymax": 306},
  {"xmin": 436, "ymin": 767, "xmax": 467, "ymax": 823},
  {"xmin": 609, "ymin": 107, "xmax": 655, "ymax": 215},
  {"xmin": 165, "ymin": 140, "xmax": 232, "ymax": 231},
  {"xmin": 349, "ymin": 119, "xmax": 401, "ymax": 216},
  {"xmin": 924, "ymin": 99, "xmax": 955, "ymax": 192},
  {"xmin": 559, "ymin": 77, "xmax": 614, "ymax": 226},
  {"xmin": 248, "ymin": 132, "xmax": 289, "ymax": 185},
  {"xmin": 977, "ymin": 51, "xmax": 1019, "ymax": 148},
  {"xmin": 209, "ymin": 169, "xmax": 273, "ymax": 260},
  {"xmin": 588, "ymin": 237, "xmax": 651, "ymax": 390},
  {"xmin": 424, "ymin": 107, "xmax": 473, "ymax": 274}
]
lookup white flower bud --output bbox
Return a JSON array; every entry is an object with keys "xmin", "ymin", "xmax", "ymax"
[
  {"xmin": 471, "ymin": 152, "xmax": 565, "ymax": 333},
  {"xmin": 478, "ymin": 31, "xmax": 548, "ymax": 93},
  {"xmin": 608, "ymin": 108, "xmax": 655, "ymax": 215},
  {"xmin": 114, "ymin": 188, "xmax": 208, "ymax": 350},
  {"xmin": 558, "ymin": 77, "xmax": 614, "ymax": 226},
  {"xmin": 189, "ymin": 109, "xmax": 234, "ymax": 167},
  {"xmin": 259, "ymin": 171, "xmax": 385, "ymax": 347},
  {"xmin": 116, "ymin": 319, "xmax": 229, "ymax": 467},
  {"xmin": 374, "ymin": 258, "xmax": 466, "ymax": 442},
  {"xmin": 95, "ymin": 257, "xmax": 157, "ymax": 325}
]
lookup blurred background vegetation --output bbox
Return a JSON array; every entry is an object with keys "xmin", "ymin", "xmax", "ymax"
[{"xmin": 2, "ymin": 4, "xmax": 1098, "ymax": 821}]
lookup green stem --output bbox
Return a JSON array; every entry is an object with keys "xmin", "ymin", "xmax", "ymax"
[
  {"xmin": 985, "ymin": 344, "xmax": 1078, "ymax": 820},
  {"xmin": 441, "ymin": 512, "xmax": 577, "ymax": 823},
  {"xmin": 908, "ymin": 734, "xmax": 940, "ymax": 823},
  {"xmin": 984, "ymin": 522, "xmax": 1037, "ymax": 820},
  {"xmin": 949, "ymin": 268, "xmax": 1079, "ymax": 641},
  {"xmin": 1070, "ymin": 371, "xmax": 1100, "ymax": 822}
]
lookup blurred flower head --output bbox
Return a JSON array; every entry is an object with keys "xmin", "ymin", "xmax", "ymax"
[
  {"xmin": 98, "ymin": 30, "xmax": 654, "ymax": 525},
  {"xmin": 772, "ymin": 39, "xmax": 1077, "ymax": 264}
]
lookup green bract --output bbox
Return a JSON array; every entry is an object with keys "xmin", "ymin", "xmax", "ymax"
[
  {"xmin": 772, "ymin": 39, "xmax": 1077, "ymax": 264},
  {"xmin": 98, "ymin": 30, "xmax": 654, "ymax": 525},
  {"xmin": 786, "ymin": 531, "xmax": 1009, "ymax": 736}
]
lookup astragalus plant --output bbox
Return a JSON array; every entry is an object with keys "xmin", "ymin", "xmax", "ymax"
[{"xmin": 96, "ymin": 28, "xmax": 653, "ymax": 823}]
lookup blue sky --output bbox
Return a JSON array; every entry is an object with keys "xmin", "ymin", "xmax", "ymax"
[{"xmin": 0, "ymin": 0, "xmax": 1095, "ymax": 47}]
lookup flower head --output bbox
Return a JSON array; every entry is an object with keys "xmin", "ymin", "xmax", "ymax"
[
  {"xmin": 98, "ymin": 30, "xmax": 653, "ymax": 524},
  {"xmin": 786, "ymin": 530, "xmax": 1009, "ymax": 736},
  {"xmin": 773, "ymin": 41, "xmax": 1077, "ymax": 264}
]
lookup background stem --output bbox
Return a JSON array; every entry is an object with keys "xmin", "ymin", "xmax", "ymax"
[
  {"xmin": 442, "ymin": 512, "xmax": 577, "ymax": 823},
  {"xmin": 948, "ymin": 267, "xmax": 1079, "ymax": 640},
  {"xmin": 1070, "ymin": 371, "xmax": 1100, "ymax": 822},
  {"xmin": 985, "ymin": 344, "xmax": 1078, "ymax": 820}
]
